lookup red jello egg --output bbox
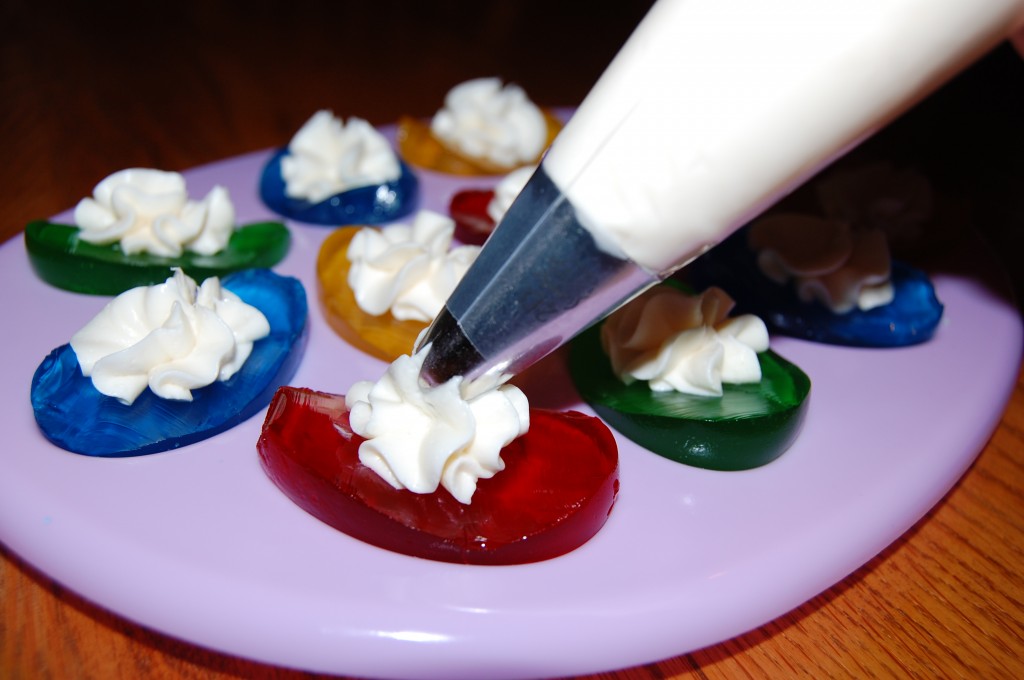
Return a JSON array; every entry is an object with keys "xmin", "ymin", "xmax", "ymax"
[
  {"xmin": 449, "ymin": 189, "xmax": 497, "ymax": 245},
  {"xmin": 257, "ymin": 386, "xmax": 619, "ymax": 565}
]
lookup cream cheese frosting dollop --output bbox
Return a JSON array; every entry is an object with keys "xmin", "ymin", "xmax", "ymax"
[
  {"xmin": 281, "ymin": 110, "xmax": 402, "ymax": 203},
  {"xmin": 815, "ymin": 162, "xmax": 933, "ymax": 249},
  {"xmin": 749, "ymin": 213, "xmax": 894, "ymax": 313},
  {"xmin": 345, "ymin": 346, "xmax": 530, "ymax": 504},
  {"xmin": 430, "ymin": 78, "xmax": 547, "ymax": 168},
  {"xmin": 486, "ymin": 165, "xmax": 535, "ymax": 223},
  {"xmin": 346, "ymin": 210, "xmax": 479, "ymax": 322},
  {"xmin": 601, "ymin": 286, "xmax": 769, "ymax": 396},
  {"xmin": 73, "ymin": 168, "xmax": 235, "ymax": 258},
  {"xmin": 70, "ymin": 268, "xmax": 270, "ymax": 405}
]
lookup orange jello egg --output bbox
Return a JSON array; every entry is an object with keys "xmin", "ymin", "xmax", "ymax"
[
  {"xmin": 396, "ymin": 110, "xmax": 562, "ymax": 176},
  {"xmin": 316, "ymin": 227, "xmax": 426, "ymax": 362}
]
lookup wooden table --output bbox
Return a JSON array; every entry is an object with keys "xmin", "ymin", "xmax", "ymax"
[{"xmin": 3, "ymin": 3, "xmax": 1023, "ymax": 678}]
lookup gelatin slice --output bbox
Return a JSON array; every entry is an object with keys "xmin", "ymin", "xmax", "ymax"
[
  {"xmin": 686, "ymin": 227, "xmax": 944, "ymax": 347},
  {"xmin": 449, "ymin": 188, "xmax": 497, "ymax": 245},
  {"xmin": 316, "ymin": 226, "xmax": 426, "ymax": 361},
  {"xmin": 569, "ymin": 323, "xmax": 811, "ymax": 471},
  {"xmin": 257, "ymin": 386, "xmax": 619, "ymax": 565},
  {"xmin": 396, "ymin": 111, "xmax": 562, "ymax": 176},
  {"xmin": 31, "ymin": 269, "xmax": 308, "ymax": 457},
  {"xmin": 258, "ymin": 150, "xmax": 419, "ymax": 226},
  {"xmin": 24, "ymin": 220, "xmax": 290, "ymax": 296}
]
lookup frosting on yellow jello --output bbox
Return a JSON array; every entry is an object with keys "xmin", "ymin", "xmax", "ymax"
[
  {"xmin": 345, "ymin": 210, "xmax": 480, "ymax": 322},
  {"xmin": 317, "ymin": 211, "xmax": 480, "ymax": 361},
  {"xmin": 398, "ymin": 78, "xmax": 561, "ymax": 176},
  {"xmin": 430, "ymin": 78, "xmax": 548, "ymax": 170}
]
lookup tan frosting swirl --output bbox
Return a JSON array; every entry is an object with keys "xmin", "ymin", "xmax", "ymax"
[
  {"xmin": 749, "ymin": 213, "xmax": 894, "ymax": 313},
  {"xmin": 601, "ymin": 286, "xmax": 769, "ymax": 396}
]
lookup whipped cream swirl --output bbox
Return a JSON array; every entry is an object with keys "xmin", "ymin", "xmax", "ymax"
[
  {"xmin": 750, "ymin": 213, "xmax": 894, "ymax": 313},
  {"xmin": 74, "ymin": 169, "xmax": 235, "ymax": 258},
  {"xmin": 282, "ymin": 110, "xmax": 401, "ymax": 203},
  {"xmin": 430, "ymin": 78, "xmax": 547, "ymax": 168},
  {"xmin": 487, "ymin": 165, "xmax": 535, "ymax": 223},
  {"xmin": 346, "ymin": 210, "xmax": 479, "ymax": 322},
  {"xmin": 601, "ymin": 286, "xmax": 769, "ymax": 396},
  {"xmin": 70, "ymin": 269, "xmax": 270, "ymax": 405},
  {"xmin": 815, "ymin": 162, "xmax": 932, "ymax": 247},
  {"xmin": 345, "ymin": 347, "xmax": 530, "ymax": 504}
]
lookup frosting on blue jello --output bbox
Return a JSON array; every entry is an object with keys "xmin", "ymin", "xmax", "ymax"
[
  {"xmin": 31, "ymin": 268, "xmax": 308, "ymax": 457},
  {"xmin": 259, "ymin": 110, "xmax": 418, "ymax": 225},
  {"xmin": 686, "ymin": 220, "xmax": 943, "ymax": 347}
]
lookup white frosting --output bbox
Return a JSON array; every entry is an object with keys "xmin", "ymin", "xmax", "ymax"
[
  {"xmin": 70, "ymin": 269, "xmax": 271, "ymax": 405},
  {"xmin": 281, "ymin": 110, "xmax": 401, "ymax": 202},
  {"xmin": 345, "ymin": 347, "xmax": 530, "ymax": 505},
  {"xmin": 542, "ymin": 0, "xmax": 1024, "ymax": 273},
  {"xmin": 430, "ymin": 78, "xmax": 547, "ymax": 168},
  {"xmin": 750, "ymin": 213, "xmax": 894, "ymax": 313},
  {"xmin": 816, "ymin": 162, "xmax": 933, "ymax": 246},
  {"xmin": 486, "ymin": 165, "xmax": 535, "ymax": 223},
  {"xmin": 601, "ymin": 286, "xmax": 769, "ymax": 396},
  {"xmin": 346, "ymin": 210, "xmax": 480, "ymax": 322},
  {"xmin": 73, "ymin": 169, "xmax": 235, "ymax": 258}
]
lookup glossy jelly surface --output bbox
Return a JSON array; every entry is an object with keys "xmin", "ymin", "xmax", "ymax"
[
  {"xmin": 396, "ymin": 111, "xmax": 562, "ymax": 176},
  {"xmin": 449, "ymin": 188, "xmax": 496, "ymax": 245},
  {"xmin": 569, "ymin": 322, "xmax": 810, "ymax": 471},
  {"xmin": 686, "ymin": 228, "xmax": 944, "ymax": 347},
  {"xmin": 24, "ymin": 220, "xmax": 290, "ymax": 296},
  {"xmin": 31, "ymin": 269, "xmax": 308, "ymax": 457},
  {"xmin": 258, "ymin": 386, "xmax": 619, "ymax": 565},
  {"xmin": 258, "ymin": 150, "xmax": 419, "ymax": 226},
  {"xmin": 316, "ymin": 226, "xmax": 425, "ymax": 361}
]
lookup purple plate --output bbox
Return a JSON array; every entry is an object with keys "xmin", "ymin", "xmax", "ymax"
[{"xmin": 0, "ymin": 131, "xmax": 1020, "ymax": 679}]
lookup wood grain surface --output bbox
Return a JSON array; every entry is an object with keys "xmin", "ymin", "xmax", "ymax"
[{"xmin": 2, "ymin": 2, "xmax": 1023, "ymax": 678}]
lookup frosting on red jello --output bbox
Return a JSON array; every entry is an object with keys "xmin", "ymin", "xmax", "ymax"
[
  {"xmin": 345, "ymin": 347, "xmax": 529, "ymax": 505},
  {"xmin": 486, "ymin": 165, "xmax": 534, "ymax": 223}
]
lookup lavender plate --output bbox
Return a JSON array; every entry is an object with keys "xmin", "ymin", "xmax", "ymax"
[{"xmin": 0, "ymin": 128, "xmax": 1020, "ymax": 679}]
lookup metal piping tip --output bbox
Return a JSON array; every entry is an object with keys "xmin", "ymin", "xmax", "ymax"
[
  {"xmin": 416, "ymin": 165, "xmax": 658, "ymax": 391},
  {"xmin": 416, "ymin": 306, "xmax": 483, "ymax": 387}
]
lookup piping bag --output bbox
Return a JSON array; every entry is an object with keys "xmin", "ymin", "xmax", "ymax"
[{"xmin": 418, "ymin": 0, "xmax": 1024, "ymax": 392}]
